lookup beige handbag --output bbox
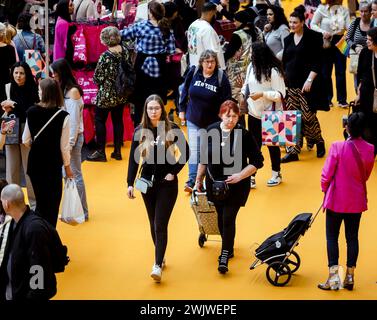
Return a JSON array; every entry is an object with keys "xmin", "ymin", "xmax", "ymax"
[
  {"xmin": 371, "ymin": 53, "xmax": 377, "ymax": 113},
  {"xmin": 349, "ymin": 48, "xmax": 359, "ymax": 74}
]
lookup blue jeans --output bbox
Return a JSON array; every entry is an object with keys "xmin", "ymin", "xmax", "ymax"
[
  {"xmin": 187, "ymin": 120, "xmax": 201, "ymax": 184},
  {"xmin": 326, "ymin": 209, "xmax": 361, "ymax": 268},
  {"xmin": 71, "ymin": 133, "xmax": 89, "ymax": 217}
]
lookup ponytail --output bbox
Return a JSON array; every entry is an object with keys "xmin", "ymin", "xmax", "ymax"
[{"xmin": 148, "ymin": 0, "xmax": 171, "ymax": 39}]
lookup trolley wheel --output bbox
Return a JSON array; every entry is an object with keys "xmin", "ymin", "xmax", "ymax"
[
  {"xmin": 198, "ymin": 233, "xmax": 207, "ymax": 247},
  {"xmin": 286, "ymin": 251, "xmax": 301, "ymax": 274},
  {"xmin": 266, "ymin": 262, "xmax": 292, "ymax": 287}
]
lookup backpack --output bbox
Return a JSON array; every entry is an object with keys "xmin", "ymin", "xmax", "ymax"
[
  {"xmin": 112, "ymin": 47, "xmax": 136, "ymax": 100},
  {"xmin": 39, "ymin": 218, "xmax": 70, "ymax": 273}
]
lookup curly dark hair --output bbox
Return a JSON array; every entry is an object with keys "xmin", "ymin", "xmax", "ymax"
[
  {"xmin": 251, "ymin": 41, "xmax": 285, "ymax": 83},
  {"xmin": 268, "ymin": 5, "xmax": 289, "ymax": 30}
]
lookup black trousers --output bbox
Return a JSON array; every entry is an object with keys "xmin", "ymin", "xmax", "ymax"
[
  {"xmin": 326, "ymin": 209, "xmax": 362, "ymax": 268},
  {"xmin": 94, "ymin": 104, "xmax": 124, "ymax": 152},
  {"xmin": 215, "ymin": 204, "xmax": 241, "ymax": 253},
  {"xmin": 141, "ymin": 179, "xmax": 178, "ymax": 266},
  {"xmin": 30, "ymin": 173, "xmax": 62, "ymax": 227},
  {"xmin": 248, "ymin": 115, "xmax": 281, "ymax": 172}
]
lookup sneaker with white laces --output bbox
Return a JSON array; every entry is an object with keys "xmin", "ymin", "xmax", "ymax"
[
  {"xmin": 250, "ymin": 176, "xmax": 256, "ymax": 189},
  {"xmin": 150, "ymin": 264, "xmax": 162, "ymax": 282},
  {"xmin": 267, "ymin": 171, "xmax": 282, "ymax": 187}
]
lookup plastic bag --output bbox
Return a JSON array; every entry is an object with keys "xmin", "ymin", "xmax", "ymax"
[{"xmin": 60, "ymin": 179, "xmax": 85, "ymax": 225}]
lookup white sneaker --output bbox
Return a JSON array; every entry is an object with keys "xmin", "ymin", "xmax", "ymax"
[
  {"xmin": 267, "ymin": 171, "xmax": 282, "ymax": 187},
  {"xmin": 151, "ymin": 264, "xmax": 162, "ymax": 282},
  {"xmin": 250, "ymin": 177, "xmax": 256, "ymax": 189}
]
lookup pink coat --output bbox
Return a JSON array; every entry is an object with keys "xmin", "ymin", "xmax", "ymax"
[
  {"xmin": 53, "ymin": 17, "xmax": 70, "ymax": 62},
  {"xmin": 321, "ymin": 137, "xmax": 375, "ymax": 213}
]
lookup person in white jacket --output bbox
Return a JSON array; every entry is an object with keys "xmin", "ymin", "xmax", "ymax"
[
  {"xmin": 241, "ymin": 41, "xmax": 286, "ymax": 188},
  {"xmin": 187, "ymin": 1, "xmax": 226, "ymax": 70}
]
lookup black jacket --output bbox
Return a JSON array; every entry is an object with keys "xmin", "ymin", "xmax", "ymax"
[
  {"xmin": 2, "ymin": 207, "xmax": 56, "ymax": 300},
  {"xmin": 357, "ymin": 47, "xmax": 377, "ymax": 114},
  {"xmin": 283, "ymin": 26, "xmax": 329, "ymax": 111}
]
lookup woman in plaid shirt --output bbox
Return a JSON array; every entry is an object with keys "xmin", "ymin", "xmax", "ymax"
[{"xmin": 121, "ymin": 0, "xmax": 176, "ymax": 126}]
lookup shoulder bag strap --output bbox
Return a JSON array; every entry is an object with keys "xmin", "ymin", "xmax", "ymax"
[
  {"xmin": 18, "ymin": 31, "xmax": 31, "ymax": 50},
  {"xmin": 34, "ymin": 109, "xmax": 64, "ymax": 141},
  {"xmin": 349, "ymin": 140, "xmax": 367, "ymax": 197},
  {"xmin": 5, "ymin": 83, "xmax": 10, "ymax": 100}
]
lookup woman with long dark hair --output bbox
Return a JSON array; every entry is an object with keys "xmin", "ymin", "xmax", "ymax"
[
  {"xmin": 281, "ymin": 5, "xmax": 327, "ymax": 162},
  {"xmin": 241, "ymin": 41, "xmax": 285, "ymax": 188},
  {"xmin": 50, "ymin": 58, "xmax": 89, "ymax": 221},
  {"xmin": 1, "ymin": 62, "xmax": 38, "ymax": 209},
  {"xmin": 263, "ymin": 5, "xmax": 290, "ymax": 60},
  {"xmin": 54, "ymin": 0, "xmax": 74, "ymax": 61},
  {"xmin": 127, "ymin": 95, "xmax": 189, "ymax": 283},
  {"xmin": 121, "ymin": 0, "xmax": 176, "ymax": 127},
  {"xmin": 225, "ymin": 10, "xmax": 261, "ymax": 115},
  {"xmin": 22, "ymin": 78, "xmax": 73, "ymax": 227}
]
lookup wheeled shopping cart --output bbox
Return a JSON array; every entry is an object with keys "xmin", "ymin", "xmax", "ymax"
[
  {"xmin": 190, "ymin": 190, "xmax": 220, "ymax": 247},
  {"xmin": 250, "ymin": 207, "xmax": 321, "ymax": 286}
]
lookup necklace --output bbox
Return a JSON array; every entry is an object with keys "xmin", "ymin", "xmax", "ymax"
[{"xmin": 220, "ymin": 123, "xmax": 231, "ymax": 147}]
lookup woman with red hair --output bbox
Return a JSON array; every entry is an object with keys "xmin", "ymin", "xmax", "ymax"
[{"xmin": 195, "ymin": 100, "xmax": 264, "ymax": 274}]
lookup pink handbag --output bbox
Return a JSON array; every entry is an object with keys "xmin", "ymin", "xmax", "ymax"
[
  {"xmin": 73, "ymin": 70, "xmax": 98, "ymax": 105},
  {"xmin": 71, "ymin": 25, "xmax": 87, "ymax": 64},
  {"xmin": 83, "ymin": 25, "xmax": 108, "ymax": 64}
]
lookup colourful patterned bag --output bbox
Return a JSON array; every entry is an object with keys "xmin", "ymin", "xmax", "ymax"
[{"xmin": 262, "ymin": 94, "xmax": 302, "ymax": 147}]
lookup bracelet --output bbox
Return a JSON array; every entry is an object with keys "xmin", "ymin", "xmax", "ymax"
[
  {"xmin": 195, "ymin": 179, "xmax": 203, "ymax": 184},
  {"xmin": 306, "ymin": 78, "xmax": 313, "ymax": 83}
]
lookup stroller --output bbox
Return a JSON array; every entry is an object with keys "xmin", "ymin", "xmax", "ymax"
[
  {"xmin": 250, "ymin": 207, "xmax": 321, "ymax": 286},
  {"xmin": 190, "ymin": 190, "xmax": 220, "ymax": 247}
]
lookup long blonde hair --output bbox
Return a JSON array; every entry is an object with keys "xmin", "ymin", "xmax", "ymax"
[{"xmin": 139, "ymin": 95, "xmax": 175, "ymax": 158}]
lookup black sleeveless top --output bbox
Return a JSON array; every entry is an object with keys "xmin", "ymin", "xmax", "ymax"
[{"xmin": 26, "ymin": 105, "xmax": 69, "ymax": 177}]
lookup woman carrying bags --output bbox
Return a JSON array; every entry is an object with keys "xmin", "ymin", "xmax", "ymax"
[
  {"xmin": 319, "ymin": 112, "xmax": 374, "ymax": 291},
  {"xmin": 22, "ymin": 78, "xmax": 73, "ymax": 227},
  {"xmin": 241, "ymin": 41, "xmax": 286, "ymax": 188},
  {"xmin": 127, "ymin": 95, "xmax": 189, "ymax": 283},
  {"xmin": 195, "ymin": 100, "xmax": 264, "ymax": 274}
]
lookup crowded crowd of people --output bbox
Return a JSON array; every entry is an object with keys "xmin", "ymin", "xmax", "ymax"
[{"xmin": 0, "ymin": 0, "xmax": 376, "ymax": 299}]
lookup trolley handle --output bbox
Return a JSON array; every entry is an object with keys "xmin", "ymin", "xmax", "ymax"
[{"xmin": 309, "ymin": 204, "xmax": 323, "ymax": 227}]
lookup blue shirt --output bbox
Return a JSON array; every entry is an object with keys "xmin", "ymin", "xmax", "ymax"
[
  {"xmin": 179, "ymin": 66, "xmax": 232, "ymax": 128},
  {"xmin": 121, "ymin": 20, "xmax": 176, "ymax": 78},
  {"xmin": 13, "ymin": 31, "xmax": 45, "ymax": 62}
]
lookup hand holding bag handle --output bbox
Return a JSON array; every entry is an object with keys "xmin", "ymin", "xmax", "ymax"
[{"xmin": 271, "ymin": 91, "xmax": 287, "ymax": 112}]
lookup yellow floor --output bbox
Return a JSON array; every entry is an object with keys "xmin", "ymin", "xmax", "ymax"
[{"xmin": 54, "ymin": 1, "xmax": 377, "ymax": 300}]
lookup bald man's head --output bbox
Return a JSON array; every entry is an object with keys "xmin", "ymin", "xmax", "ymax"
[{"xmin": 1, "ymin": 184, "xmax": 25, "ymax": 210}]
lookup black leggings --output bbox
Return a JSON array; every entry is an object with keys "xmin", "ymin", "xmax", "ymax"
[
  {"xmin": 248, "ymin": 115, "xmax": 281, "ymax": 172},
  {"xmin": 141, "ymin": 179, "xmax": 178, "ymax": 266},
  {"xmin": 215, "ymin": 204, "xmax": 241, "ymax": 253},
  {"xmin": 30, "ymin": 173, "xmax": 62, "ymax": 227}
]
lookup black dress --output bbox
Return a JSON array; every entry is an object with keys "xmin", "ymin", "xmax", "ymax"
[{"xmin": 204, "ymin": 122, "xmax": 264, "ymax": 207}]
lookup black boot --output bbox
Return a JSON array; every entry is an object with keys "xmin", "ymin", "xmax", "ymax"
[
  {"xmin": 218, "ymin": 250, "xmax": 229, "ymax": 274},
  {"xmin": 87, "ymin": 150, "xmax": 107, "ymax": 162},
  {"xmin": 316, "ymin": 141, "xmax": 326, "ymax": 158},
  {"xmin": 281, "ymin": 153, "xmax": 299, "ymax": 163},
  {"xmin": 111, "ymin": 149, "xmax": 122, "ymax": 160}
]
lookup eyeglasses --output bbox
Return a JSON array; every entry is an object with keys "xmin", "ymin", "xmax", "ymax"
[
  {"xmin": 147, "ymin": 107, "xmax": 161, "ymax": 112},
  {"xmin": 203, "ymin": 60, "xmax": 216, "ymax": 65}
]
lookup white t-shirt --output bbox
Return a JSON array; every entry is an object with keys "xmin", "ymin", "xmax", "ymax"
[{"xmin": 187, "ymin": 19, "xmax": 225, "ymax": 70}]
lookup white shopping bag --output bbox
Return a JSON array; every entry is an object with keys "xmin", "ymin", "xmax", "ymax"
[{"xmin": 60, "ymin": 179, "xmax": 85, "ymax": 225}]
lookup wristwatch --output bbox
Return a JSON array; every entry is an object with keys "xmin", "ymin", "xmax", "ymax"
[{"xmin": 306, "ymin": 78, "xmax": 313, "ymax": 83}]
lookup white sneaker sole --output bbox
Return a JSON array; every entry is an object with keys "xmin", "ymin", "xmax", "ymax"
[
  {"xmin": 151, "ymin": 273, "xmax": 161, "ymax": 282},
  {"xmin": 267, "ymin": 181, "xmax": 282, "ymax": 187}
]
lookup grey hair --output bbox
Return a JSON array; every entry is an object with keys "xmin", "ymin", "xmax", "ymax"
[
  {"xmin": 0, "ymin": 22, "xmax": 6, "ymax": 40},
  {"xmin": 359, "ymin": 1, "xmax": 372, "ymax": 10},
  {"xmin": 100, "ymin": 26, "xmax": 121, "ymax": 47},
  {"xmin": 1, "ymin": 184, "xmax": 25, "ymax": 208},
  {"xmin": 198, "ymin": 49, "xmax": 219, "ymax": 69}
]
